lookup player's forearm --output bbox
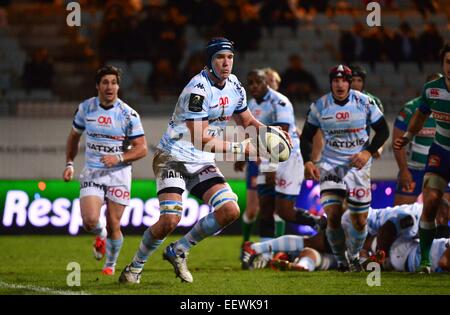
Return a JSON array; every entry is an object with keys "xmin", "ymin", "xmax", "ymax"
[
  {"xmin": 392, "ymin": 127, "xmax": 409, "ymax": 171},
  {"xmin": 123, "ymin": 144, "xmax": 147, "ymax": 163},
  {"xmin": 366, "ymin": 117, "xmax": 389, "ymax": 155},
  {"xmin": 65, "ymin": 132, "xmax": 81, "ymax": 163},
  {"xmin": 300, "ymin": 122, "xmax": 318, "ymax": 163},
  {"xmin": 407, "ymin": 110, "xmax": 428, "ymax": 136},
  {"xmin": 311, "ymin": 132, "xmax": 324, "ymax": 163},
  {"xmin": 234, "ymin": 110, "xmax": 264, "ymax": 130}
]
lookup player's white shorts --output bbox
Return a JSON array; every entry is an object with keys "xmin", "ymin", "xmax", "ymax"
[
  {"xmin": 319, "ymin": 160, "xmax": 372, "ymax": 204},
  {"xmin": 79, "ymin": 166, "xmax": 132, "ymax": 206},
  {"xmin": 153, "ymin": 149, "xmax": 226, "ymax": 197},
  {"xmin": 256, "ymin": 151, "xmax": 304, "ymax": 196},
  {"xmin": 389, "ymin": 237, "xmax": 419, "ymax": 272}
]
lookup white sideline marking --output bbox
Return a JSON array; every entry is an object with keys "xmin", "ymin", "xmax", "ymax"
[{"xmin": 0, "ymin": 281, "xmax": 91, "ymax": 295}]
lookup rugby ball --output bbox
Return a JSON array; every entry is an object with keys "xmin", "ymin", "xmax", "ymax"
[{"xmin": 259, "ymin": 126, "xmax": 292, "ymax": 162}]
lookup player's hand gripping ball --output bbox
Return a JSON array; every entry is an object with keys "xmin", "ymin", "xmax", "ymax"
[{"xmin": 259, "ymin": 126, "xmax": 292, "ymax": 162}]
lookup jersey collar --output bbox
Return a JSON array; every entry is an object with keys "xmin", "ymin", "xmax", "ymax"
[
  {"xmin": 202, "ymin": 69, "xmax": 227, "ymax": 90},
  {"xmin": 96, "ymin": 97, "xmax": 120, "ymax": 110}
]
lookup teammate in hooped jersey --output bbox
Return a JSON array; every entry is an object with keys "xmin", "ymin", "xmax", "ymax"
[
  {"xmin": 394, "ymin": 42, "xmax": 450, "ymax": 273},
  {"xmin": 63, "ymin": 66, "xmax": 148, "ymax": 276},
  {"xmin": 300, "ymin": 64, "xmax": 389, "ymax": 271},
  {"xmin": 120, "ymin": 37, "xmax": 289, "ymax": 284},
  {"xmin": 237, "ymin": 70, "xmax": 325, "ymax": 267}
]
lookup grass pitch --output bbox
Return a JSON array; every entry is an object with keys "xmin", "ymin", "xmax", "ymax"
[{"xmin": 1, "ymin": 235, "xmax": 449, "ymax": 295}]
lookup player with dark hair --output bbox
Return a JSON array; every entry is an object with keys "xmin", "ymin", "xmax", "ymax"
[
  {"xmin": 392, "ymin": 73, "xmax": 445, "ymax": 206},
  {"xmin": 63, "ymin": 65, "xmax": 148, "ymax": 275},
  {"xmin": 394, "ymin": 42, "xmax": 450, "ymax": 273}
]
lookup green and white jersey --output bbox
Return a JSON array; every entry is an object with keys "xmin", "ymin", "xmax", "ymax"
[
  {"xmin": 394, "ymin": 97, "xmax": 436, "ymax": 170},
  {"xmin": 419, "ymin": 77, "xmax": 450, "ymax": 151}
]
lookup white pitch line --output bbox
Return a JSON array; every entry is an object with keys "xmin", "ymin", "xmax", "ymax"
[{"xmin": 0, "ymin": 281, "xmax": 91, "ymax": 295}]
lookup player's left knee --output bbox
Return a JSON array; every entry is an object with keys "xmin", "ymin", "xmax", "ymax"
[
  {"xmin": 220, "ymin": 203, "xmax": 240, "ymax": 223},
  {"xmin": 208, "ymin": 187, "xmax": 239, "ymax": 222}
]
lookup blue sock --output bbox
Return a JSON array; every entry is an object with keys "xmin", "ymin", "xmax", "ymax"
[
  {"xmin": 252, "ymin": 235, "xmax": 304, "ymax": 254},
  {"xmin": 345, "ymin": 223, "xmax": 368, "ymax": 261},
  {"xmin": 326, "ymin": 227, "xmax": 347, "ymax": 265},
  {"xmin": 104, "ymin": 236, "xmax": 123, "ymax": 268},
  {"xmin": 131, "ymin": 229, "xmax": 164, "ymax": 269},
  {"xmin": 173, "ymin": 212, "xmax": 222, "ymax": 255}
]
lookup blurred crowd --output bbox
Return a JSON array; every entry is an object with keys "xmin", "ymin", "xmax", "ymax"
[
  {"xmin": 340, "ymin": 21, "xmax": 444, "ymax": 71},
  {"xmin": 0, "ymin": 0, "xmax": 446, "ymax": 103}
]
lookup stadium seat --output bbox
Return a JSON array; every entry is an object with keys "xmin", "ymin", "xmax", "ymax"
[
  {"xmin": 374, "ymin": 63, "xmax": 396, "ymax": 75},
  {"xmin": 29, "ymin": 89, "xmax": 54, "ymax": 101},
  {"xmin": 272, "ymin": 27, "xmax": 294, "ymax": 40},
  {"xmin": 130, "ymin": 61, "xmax": 153, "ymax": 84},
  {"xmin": 423, "ymin": 62, "xmax": 440, "ymax": 75},
  {"xmin": 313, "ymin": 14, "xmax": 330, "ymax": 27},
  {"xmin": 398, "ymin": 63, "xmax": 421, "ymax": 76},
  {"xmin": 0, "ymin": 73, "xmax": 11, "ymax": 89}
]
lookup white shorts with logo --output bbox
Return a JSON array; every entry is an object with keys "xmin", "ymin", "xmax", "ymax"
[
  {"xmin": 79, "ymin": 166, "xmax": 132, "ymax": 206},
  {"xmin": 319, "ymin": 159, "xmax": 372, "ymax": 204},
  {"xmin": 153, "ymin": 149, "xmax": 226, "ymax": 197},
  {"xmin": 256, "ymin": 151, "xmax": 304, "ymax": 196}
]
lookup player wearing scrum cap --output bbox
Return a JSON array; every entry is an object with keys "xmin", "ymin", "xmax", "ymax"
[
  {"xmin": 119, "ymin": 37, "xmax": 290, "ymax": 284},
  {"xmin": 300, "ymin": 64, "xmax": 389, "ymax": 272}
]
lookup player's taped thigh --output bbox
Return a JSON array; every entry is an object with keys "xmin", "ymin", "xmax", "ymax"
[
  {"xmin": 423, "ymin": 173, "xmax": 448, "ymax": 193},
  {"xmin": 159, "ymin": 200, "xmax": 184, "ymax": 216},
  {"xmin": 208, "ymin": 187, "xmax": 238, "ymax": 210},
  {"xmin": 320, "ymin": 192, "xmax": 344, "ymax": 209}
]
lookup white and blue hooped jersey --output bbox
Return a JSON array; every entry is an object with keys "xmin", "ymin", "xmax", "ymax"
[
  {"xmin": 158, "ymin": 70, "xmax": 247, "ymax": 163},
  {"xmin": 367, "ymin": 202, "xmax": 422, "ymax": 238},
  {"xmin": 248, "ymin": 88, "xmax": 300, "ymax": 153},
  {"xmin": 72, "ymin": 97, "xmax": 145, "ymax": 170},
  {"xmin": 306, "ymin": 89, "xmax": 384, "ymax": 166}
]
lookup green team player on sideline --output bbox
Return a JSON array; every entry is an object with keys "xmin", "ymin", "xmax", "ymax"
[
  {"xmin": 394, "ymin": 42, "xmax": 450, "ymax": 273},
  {"xmin": 392, "ymin": 73, "xmax": 444, "ymax": 205}
]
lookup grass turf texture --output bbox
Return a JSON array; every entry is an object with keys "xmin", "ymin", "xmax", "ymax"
[{"xmin": 1, "ymin": 235, "xmax": 449, "ymax": 295}]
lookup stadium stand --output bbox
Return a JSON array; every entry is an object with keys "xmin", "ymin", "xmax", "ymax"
[{"xmin": 0, "ymin": 0, "xmax": 448, "ymax": 117}]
